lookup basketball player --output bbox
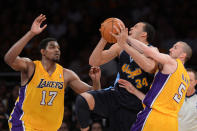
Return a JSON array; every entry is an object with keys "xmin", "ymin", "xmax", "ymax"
[
  {"xmin": 178, "ymin": 68, "xmax": 197, "ymax": 131},
  {"xmin": 75, "ymin": 22, "xmax": 157, "ymax": 131},
  {"xmin": 4, "ymin": 14, "xmax": 101, "ymax": 131},
  {"xmin": 113, "ymin": 27, "xmax": 192, "ymax": 131}
]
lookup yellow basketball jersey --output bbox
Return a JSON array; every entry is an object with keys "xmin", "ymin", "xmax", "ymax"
[
  {"xmin": 9, "ymin": 61, "xmax": 65, "ymax": 131},
  {"xmin": 131, "ymin": 59, "xmax": 190, "ymax": 131},
  {"xmin": 143, "ymin": 59, "xmax": 190, "ymax": 117}
]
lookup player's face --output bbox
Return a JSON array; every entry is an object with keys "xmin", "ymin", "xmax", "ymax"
[
  {"xmin": 188, "ymin": 71, "xmax": 197, "ymax": 90},
  {"xmin": 169, "ymin": 42, "xmax": 184, "ymax": 59},
  {"xmin": 58, "ymin": 122, "xmax": 69, "ymax": 131},
  {"xmin": 129, "ymin": 22, "xmax": 145, "ymax": 40},
  {"xmin": 91, "ymin": 123, "xmax": 102, "ymax": 131},
  {"xmin": 44, "ymin": 41, "xmax": 61, "ymax": 62}
]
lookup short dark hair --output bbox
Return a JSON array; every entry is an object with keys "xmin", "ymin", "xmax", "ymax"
[
  {"xmin": 142, "ymin": 22, "xmax": 155, "ymax": 43},
  {"xmin": 39, "ymin": 37, "xmax": 57, "ymax": 50},
  {"xmin": 180, "ymin": 41, "xmax": 192, "ymax": 62},
  {"xmin": 187, "ymin": 68, "xmax": 197, "ymax": 80}
]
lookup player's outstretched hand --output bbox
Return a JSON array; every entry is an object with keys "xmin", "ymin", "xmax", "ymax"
[
  {"xmin": 118, "ymin": 79, "xmax": 137, "ymax": 94},
  {"xmin": 89, "ymin": 66, "xmax": 101, "ymax": 82},
  {"xmin": 30, "ymin": 14, "xmax": 47, "ymax": 35}
]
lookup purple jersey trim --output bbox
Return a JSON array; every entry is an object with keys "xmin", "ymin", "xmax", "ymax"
[
  {"xmin": 131, "ymin": 107, "xmax": 152, "ymax": 131},
  {"xmin": 143, "ymin": 71, "xmax": 170, "ymax": 108},
  {"xmin": 9, "ymin": 85, "xmax": 27, "ymax": 130}
]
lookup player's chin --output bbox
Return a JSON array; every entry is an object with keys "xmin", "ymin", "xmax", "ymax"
[{"xmin": 53, "ymin": 58, "xmax": 60, "ymax": 63}]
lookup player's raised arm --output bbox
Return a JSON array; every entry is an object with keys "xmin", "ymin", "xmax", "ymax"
[
  {"xmin": 89, "ymin": 37, "xmax": 121, "ymax": 66},
  {"xmin": 112, "ymin": 25, "xmax": 171, "ymax": 66},
  {"xmin": 89, "ymin": 18, "xmax": 123, "ymax": 66},
  {"xmin": 4, "ymin": 14, "xmax": 47, "ymax": 71},
  {"xmin": 127, "ymin": 37, "xmax": 172, "ymax": 65}
]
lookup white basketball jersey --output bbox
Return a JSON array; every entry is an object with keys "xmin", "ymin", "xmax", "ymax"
[{"xmin": 178, "ymin": 94, "xmax": 197, "ymax": 131}]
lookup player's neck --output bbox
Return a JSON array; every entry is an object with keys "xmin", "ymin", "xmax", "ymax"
[
  {"xmin": 178, "ymin": 58, "xmax": 185, "ymax": 64},
  {"xmin": 41, "ymin": 59, "xmax": 56, "ymax": 74}
]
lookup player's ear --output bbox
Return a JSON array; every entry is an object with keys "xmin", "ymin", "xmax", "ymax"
[
  {"xmin": 141, "ymin": 32, "xmax": 147, "ymax": 38},
  {"xmin": 195, "ymin": 79, "xmax": 197, "ymax": 86},
  {"xmin": 180, "ymin": 52, "xmax": 187, "ymax": 61},
  {"xmin": 40, "ymin": 49, "xmax": 45, "ymax": 56}
]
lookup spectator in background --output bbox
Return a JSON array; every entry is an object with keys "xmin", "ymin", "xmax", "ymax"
[
  {"xmin": 58, "ymin": 121, "xmax": 70, "ymax": 131},
  {"xmin": 7, "ymin": 85, "xmax": 19, "ymax": 115},
  {"xmin": 0, "ymin": 84, "xmax": 8, "ymax": 106},
  {"xmin": 48, "ymin": 16, "xmax": 67, "ymax": 39},
  {"xmin": 178, "ymin": 68, "xmax": 197, "ymax": 131},
  {"xmin": 0, "ymin": 101, "xmax": 9, "ymax": 130},
  {"xmin": 90, "ymin": 121, "xmax": 103, "ymax": 131}
]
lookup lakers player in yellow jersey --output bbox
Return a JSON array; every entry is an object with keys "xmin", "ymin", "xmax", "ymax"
[
  {"xmin": 4, "ymin": 14, "xmax": 101, "ymax": 131},
  {"xmin": 112, "ymin": 27, "xmax": 192, "ymax": 131}
]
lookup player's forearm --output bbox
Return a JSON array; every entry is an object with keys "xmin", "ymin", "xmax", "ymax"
[
  {"xmin": 127, "ymin": 37, "xmax": 150, "ymax": 55},
  {"xmin": 134, "ymin": 89, "xmax": 145, "ymax": 101},
  {"xmin": 123, "ymin": 44, "xmax": 156, "ymax": 73},
  {"xmin": 89, "ymin": 38, "xmax": 107, "ymax": 66},
  {"xmin": 4, "ymin": 31, "xmax": 35, "ymax": 65}
]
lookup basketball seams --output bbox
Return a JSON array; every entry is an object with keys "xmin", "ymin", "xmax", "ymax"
[
  {"xmin": 100, "ymin": 17, "xmax": 125, "ymax": 43},
  {"xmin": 111, "ymin": 19, "xmax": 114, "ymax": 43}
]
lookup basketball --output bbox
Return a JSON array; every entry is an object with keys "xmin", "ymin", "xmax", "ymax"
[{"xmin": 100, "ymin": 18, "xmax": 125, "ymax": 43}]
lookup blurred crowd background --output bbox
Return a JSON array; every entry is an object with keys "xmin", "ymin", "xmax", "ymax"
[{"xmin": 0, "ymin": 0, "xmax": 197, "ymax": 130}]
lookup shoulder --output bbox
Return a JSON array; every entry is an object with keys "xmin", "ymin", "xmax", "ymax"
[
  {"xmin": 23, "ymin": 57, "xmax": 35, "ymax": 67},
  {"xmin": 63, "ymin": 68, "xmax": 74, "ymax": 76},
  {"xmin": 159, "ymin": 55, "xmax": 177, "ymax": 74},
  {"xmin": 23, "ymin": 57, "xmax": 35, "ymax": 72},
  {"xmin": 63, "ymin": 68, "xmax": 79, "ymax": 81},
  {"xmin": 162, "ymin": 54, "xmax": 176, "ymax": 66}
]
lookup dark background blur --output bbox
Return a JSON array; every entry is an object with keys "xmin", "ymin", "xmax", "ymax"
[{"xmin": 0, "ymin": 0, "xmax": 197, "ymax": 130}]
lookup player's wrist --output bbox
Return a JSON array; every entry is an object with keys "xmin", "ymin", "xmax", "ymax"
[
  {"xmin": 100, "ymin": 38, "xmax": 107, "ymax": 44},
  {"xmin": 132, "ymin": 87, "xmax": 139, "ymax": 95},
  {"xmin": 28, "ymin": 30, "xmax": 37, "ymax": 37}
]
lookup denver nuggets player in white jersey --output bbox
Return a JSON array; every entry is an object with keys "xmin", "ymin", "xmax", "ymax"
[
  {"xmin": 4, "ymin": 14, "xmax": 101, "ymax": 131},
  {"xmin": 112, "ymin": 26, "xmax": 192, "ymax": 131}
]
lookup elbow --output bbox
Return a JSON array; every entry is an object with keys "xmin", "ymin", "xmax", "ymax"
[
  {"xmin": 145, "ymin": 63, "xmax": 157, "ymax": 74},
  {"xmin": 4, "ymin": 54, "xmax": 10, "ymax": 65},
  {"xmin": 89, "ymin": 59, "xmax": 94, "ymax": 66},
  {"xmin": 143, "ymin": 67, "xmax": 152, "ymax": 73},
  {"xmin": 89, "ymin": 55, "xmax": 94, "ymax": 66},
  {"xmin": 141, "ymin": 61, "xmax": 156, "ymax": 73},
  {"xmin": 144, "ymin": 68, "xmax": 154, "ymax": 74},
  {"xmin": 4, "ymin": 53, "xmax": 14, "ymax": 66}
]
